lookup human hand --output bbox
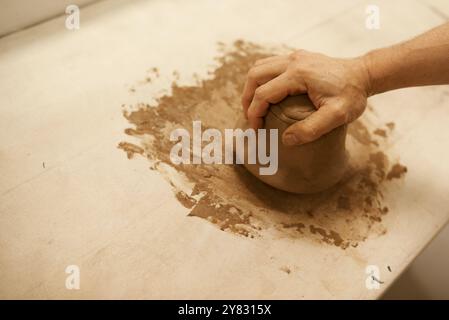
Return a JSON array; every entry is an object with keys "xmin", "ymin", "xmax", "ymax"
[{"xmin": 241, "ymin": 50, "xmax": 371, "ymax": 145}]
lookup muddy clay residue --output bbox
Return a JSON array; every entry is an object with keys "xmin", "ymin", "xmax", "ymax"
[
  {"xmin": 387, "ymin": 164, "xmax": 408, "ymax": 180},
  {"xmin": 118, "ymin": 142, "xmax": 144, "ymax": 159},
  {"xmin": 119, "ymin": 40, "xmax": 407, "ymax": 249}
]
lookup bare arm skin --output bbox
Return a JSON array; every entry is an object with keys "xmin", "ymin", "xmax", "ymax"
[
  {"xmin": 365, "ymin": 23, "xmax": 449, "ymax": 95},
  {"xmin": 241, "ymin": 22, "xmax": 449, "ymax": 146}
]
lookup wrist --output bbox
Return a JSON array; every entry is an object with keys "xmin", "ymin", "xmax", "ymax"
[
  {"xmin": 351, "ymin": 55, "xmax": 374, "ymax": 97},
  {"xmin": 359, "ymin": 45, "xmax": 407, "ymax": 96}
]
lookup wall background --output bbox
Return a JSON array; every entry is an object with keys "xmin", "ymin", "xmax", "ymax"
[{"xmin": 383, "ymin": 224, "xmax": 449, "ymax": 299}]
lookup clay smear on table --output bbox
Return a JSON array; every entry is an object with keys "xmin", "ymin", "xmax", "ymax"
[{"xmin": 119, "ymin": 40, "xmax": 407, "ymax": 249}]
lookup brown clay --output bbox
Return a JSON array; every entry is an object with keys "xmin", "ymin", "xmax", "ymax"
[{"xmin": 236, "ymin": 95, "xmax": 348, "ymax": 194}]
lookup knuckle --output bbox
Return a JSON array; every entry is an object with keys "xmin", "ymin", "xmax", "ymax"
[
  {"xmin": 299, "ymin": 123, "xmax": 318, "ymax": 140},
  {"xmin": 254, "ymin": 59, "xmax": 265, "ymax": 66},
  {"xmin": 289, "ymin": 50, "xmax": 305, "ymax": 61},
  {"xmin": 330, "ymin": 105, "xmax": 348, "ymax": 123},
  {"xmin": 247, "ymin": 68, "xmax": 257, "ymax": 80},
  {"xmin": 247, "ymin": 107, "xmax": 257, "ymax": 119},
  {"xmin": 253, "ymin": 88, "xmax": 265, "ymax": 101},
  {"xmin": 287, "ymin": 59, "xmax": 306, "ymax": 75},
  {"xmin": 289, "ymin": 52, "xmax": 300, "ymax": 61},
  {"xmin": 290, "ymin": 63, "xmax": 304, "ymax": 74}
]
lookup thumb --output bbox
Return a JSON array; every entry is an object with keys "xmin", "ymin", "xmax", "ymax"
[{"xmin": 282, "ymin": 104, "xmax": 347, "ymax": 146}]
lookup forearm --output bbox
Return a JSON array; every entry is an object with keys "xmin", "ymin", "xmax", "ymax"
[{"xmin": 362, "ymin": 22, "xmax": 449, "ymax": 96}]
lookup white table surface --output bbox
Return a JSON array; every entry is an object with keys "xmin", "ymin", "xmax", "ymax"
[{"xmin": 1, "ymin": 0, "xmax": 448, "ymax": 299}]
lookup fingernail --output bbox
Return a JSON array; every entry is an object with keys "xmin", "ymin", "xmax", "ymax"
[{"xmin": 283, "ymin": 133, "xmax": 298, "ymax": 146}]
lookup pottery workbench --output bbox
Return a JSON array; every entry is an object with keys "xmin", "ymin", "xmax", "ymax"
[{"xmin": 1, "ymin": 0, "xmax": 449, "ymax": 299}]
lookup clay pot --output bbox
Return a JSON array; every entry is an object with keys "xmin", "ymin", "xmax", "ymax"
[{"xmin": 236, "ymin": 95, "xmax": 348, "ymax": 194}]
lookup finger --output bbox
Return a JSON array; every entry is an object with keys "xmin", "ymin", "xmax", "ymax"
[
  {"xmin": 247, "ymin": 72, "xmax": 307, "ymax": 129},
  {"xmin": 253, "ymin": 55, "xmax": 288, "ymax": 67},
  {"xmin": 241, "ymin": 60, "xmax": 289, "ymax": 116},
  {"xmin": 282, "ymin": 103, "xmax": 347, "ymax": 146}
]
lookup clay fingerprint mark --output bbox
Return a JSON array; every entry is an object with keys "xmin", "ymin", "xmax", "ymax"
[{"xmin": 119, "ymin": 40, "xmax": 407, "ymax": 249}]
